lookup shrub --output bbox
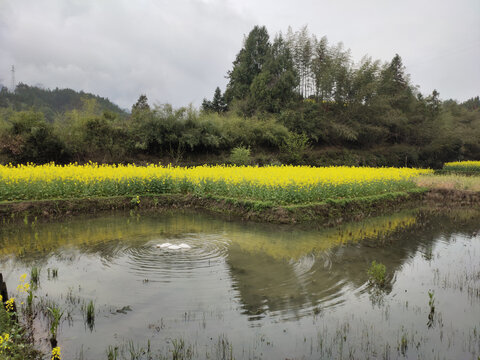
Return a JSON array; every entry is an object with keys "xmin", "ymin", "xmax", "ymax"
[
  {"xmin": 229, "ymin": 146, "xmax": 251, "ymax": 166},
  {"xmin": 279, "ymin": 133, "xmax": 310, "ymax": 165}
]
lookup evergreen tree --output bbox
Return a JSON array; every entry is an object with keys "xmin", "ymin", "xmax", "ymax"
[
  {"xmin": 211, "ymin": 87, "xmax": 227, "ymax": 113},
  {"xmin": 249, "ymin": 34, "xmax": 298, "ymax": 113},
  {"xmin": 224, "ymin": 26, "xmax": 271, "ymax": 103},
  {"xmin": 201, "ymin": 98, "xmax": 213, "ymax": 112},
  {"xmin": 202, "ymin": 87, "xmax": 227, "ymax": 113},
  {"xmin": 131, "ymin": 94, "xmax": 150, "ymax": 114}
]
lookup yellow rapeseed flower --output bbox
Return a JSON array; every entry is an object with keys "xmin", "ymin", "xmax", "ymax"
[
  {"xmin": 51, "ymin": 346, "xmax": 61, "ymax": 360},
  {"xmin": 0, "ymin": 163, "xmax": 433, "ymax": 204},
  {"xmin": 5, "ymin": 298, "xmax": 15, "ymax": 312}
]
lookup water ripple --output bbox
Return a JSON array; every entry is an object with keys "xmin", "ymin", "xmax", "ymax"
[{"xmin": 122, "ymin": 233, "xmax": 230, "ymax": 282}]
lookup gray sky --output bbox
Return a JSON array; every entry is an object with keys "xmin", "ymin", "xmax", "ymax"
[{"xmin": 1, "ymin": 0, "xmax": 479, "ymax": 109}]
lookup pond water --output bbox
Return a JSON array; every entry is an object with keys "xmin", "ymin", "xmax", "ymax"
[{"xmin": 0, "ymin": 209, "xmax": 479, "ymax": 359}]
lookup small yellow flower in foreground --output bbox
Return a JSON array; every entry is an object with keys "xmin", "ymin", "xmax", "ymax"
[
  {"xmin": 0, "ymin": 294, "xmax": 2, "ymax": 302},
  {"xmin": 51, "ymin": 346, "xmax": 61, "ymax": 360},
  {"xmin": 20, "ymin": 273, "xmax": 27, "ymax": 282},
  {"xmin": 17, "ymin": 281, "xmax": 30, "ymax": 293},
  {"xmin": 0, "ymin": 333, "xmax": 10, "ymax": 344},
  {"xmin": 5, "ymin": 298, "xmax": 15, "ymax": 312}
]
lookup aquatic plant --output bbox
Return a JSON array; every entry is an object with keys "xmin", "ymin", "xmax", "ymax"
[
  {"xmin": 171, "ymin": 338, "xmax": 194, "ymax": 360},
  {"xmin": 85, "ymin": 300, "xmax": 95, "ymax": 330},
  {"xmin": 106, "ymin": 345, "xmax": 118, "ymax": 360},
  {"xmin": 427, "ymin": 290, "xmax": 435, "ymax": 328},
  {"xmin": 30, "ymin": 267, "xmax": 40, "ymax": 289},
  {"xmin": 48, "ymin": 268, "xmax": 59, "ymax": 279},
  {"xmin": 47, "ymin": 303, "xmax": 64, "ymax": 343},
  {"xmin": 367, "ymin": 261, "xmax": 386, "ymax": 288}
]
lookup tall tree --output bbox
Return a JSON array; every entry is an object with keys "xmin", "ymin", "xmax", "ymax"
[
  {"xmin": 249, "ymin": 34, "xmax": 298, "ymax": 113},
  {"xmin": 378, "ymin": 54, "xmax": 413, "ymax": 111},
  {"xmin": 311, "ymin": 36, "xmax": 333, "ymax": 101},
  {"xmin": 211, "ymin": 87, "xmax": 227, "ymax": 113},
  {"xmin": 287, "ymin": 26, "xmax": 314, "ymax": 98},
  {"xmin": 131, "ymin": 94, "xmax": 150, "ymax": 114},
  {"xmin": 224, "ymin": 26, "xmax": 271, "ymax": 104},
  {"xmin": 202, "ymin": 87, "xmax": 227, "ymax": 113}
]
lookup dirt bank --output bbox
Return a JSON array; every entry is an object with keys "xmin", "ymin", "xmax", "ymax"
[{"xmin": 0, "ymin": 188, "xmax": 478, "ymax": 225}]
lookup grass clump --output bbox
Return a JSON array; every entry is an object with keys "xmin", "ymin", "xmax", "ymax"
[
  {"xmin": 30, "ymin": 267, "xmax": 40, "ymax": 289},
  {"xmin": 85, "ymin": 300, "xmax": 95, "ymax": 330},
  {"xmin": 47, "ymin": 303, "xmax": 64, "ymax": 347},
  {"xmin": 367, "ymin": 261, "xmax": 387, "ymax": 288}
]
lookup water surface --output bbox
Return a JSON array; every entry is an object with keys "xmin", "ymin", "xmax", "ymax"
[{"xmin": 0, "ymin": 209, "xmax": 479, "ymax": 359}]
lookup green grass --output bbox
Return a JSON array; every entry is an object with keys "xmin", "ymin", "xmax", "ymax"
[{"xmin": 0, "ymin": 301, "xmax": 43, "ymax": 359}]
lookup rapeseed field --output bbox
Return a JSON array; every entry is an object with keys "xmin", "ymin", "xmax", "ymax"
[
  {"xmin": 443, "ymin": 160, "xmax": 480, "ymax": 174},
  {"xmin": 0, "ymin": 163, "xmax": 432, "ymax": 204}
]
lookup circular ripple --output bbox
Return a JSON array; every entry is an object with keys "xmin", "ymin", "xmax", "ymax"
[{"xmin": 122, "ymin": 233, "xmax": 231, "ymax": 282}]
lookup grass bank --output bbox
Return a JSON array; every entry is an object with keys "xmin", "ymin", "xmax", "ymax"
[{"xmin": 0, "ymin": 188, "xmax": 446, "ymax": 225}]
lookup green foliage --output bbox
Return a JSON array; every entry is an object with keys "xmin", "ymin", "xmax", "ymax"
[
  {"xmin": 225, "ymin": 25, "xmax": 271, "ymax": 104},
  {"xmin": 0, "ymin": 110, "xmax": 69, "ymax": 164},
  {"xmin": 86, "ymin": 300, "xmax": 95, "ymax": 330},
  {"xmin": 47, "ymin": 303, "xmax": 64, "ymax": 339},
  {"xmin": 202, "ymin": 87, "xmax": 227, "ymax": 113},
  {"xmin": 367, "ymin": 261, "xmax": 386, "ymax": 287},
  {"xmin": 229, "ymin": 146, "xmax": 251, "ymax": 166},
  {"xmin": 131, "ymin": 94, "xmax": 150, "ymax": 114},
  {"xmin": 0, "ymin": 83, "xmax": 125, "ymax": 121},
  {"xmin": 280, "ymin": 132, "xmax": 310, "ymax": 164},
  {"xmin": 0, "ymin": 26, "xmax": 478, "ymax": 167},
  {"xmin": 427, "ymin": 290, "xmax": 435, "ymax": 328},
  {"xmin": 0, "ymin": 304, "xmax": 42, "ymax": 359},
  {"xmin": 30, "ymin": 267, "xmax": 40, "ymax": 289}
]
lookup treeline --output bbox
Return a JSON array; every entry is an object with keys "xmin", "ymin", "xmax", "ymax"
[
  {"xmin": 0, "ymin": 25, "xmax": 479, "ymax": 168},
  {"xmin": 0, "ymin": 84, "xmax": 126, "ymax": 121}
]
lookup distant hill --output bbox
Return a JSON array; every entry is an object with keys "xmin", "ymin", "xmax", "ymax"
[{"xmin": 0, "ymin": 83, "xmax": 127, "ymax": 121}]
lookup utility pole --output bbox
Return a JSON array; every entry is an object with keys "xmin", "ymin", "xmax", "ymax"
[{"xmin": 10, "ymin": 65, "xmax": 15, "ymax": 93}]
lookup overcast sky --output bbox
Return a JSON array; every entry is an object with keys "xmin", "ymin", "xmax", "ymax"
[{"xmin": 1, "ymin": 0, "xmax": 479, "ymax": 109}]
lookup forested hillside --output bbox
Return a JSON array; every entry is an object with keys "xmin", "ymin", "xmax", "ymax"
[
  {"xmin": 0, "ymin": 84, "xmax": 126, "ymax": 121},
  {"xmin": 0, "ymin": 26, "xmax": 478, "ymax": 167}
]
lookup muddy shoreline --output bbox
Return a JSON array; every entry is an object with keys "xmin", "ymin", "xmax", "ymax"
[{"xmin": 1, "ymin": 188, "xmax": 478, "ymax": 225}]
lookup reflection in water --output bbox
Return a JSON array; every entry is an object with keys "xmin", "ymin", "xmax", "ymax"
[{"xmin": 0, "ymin": 209, "xmax": 479, "ymax": 359}]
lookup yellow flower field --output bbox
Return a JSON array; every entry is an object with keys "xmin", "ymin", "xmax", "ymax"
[
  {"xmin": 443, "ymin": 160, "xmax": 480, "ymax": 174},
  {"xmin": 0, "ymin": 163, "xmax": 432, "ymax": 204}
]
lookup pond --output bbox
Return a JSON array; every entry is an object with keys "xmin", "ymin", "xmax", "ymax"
[{"xmin": 0, "ymin": 209, "xmax": 479, "ymax": 359}]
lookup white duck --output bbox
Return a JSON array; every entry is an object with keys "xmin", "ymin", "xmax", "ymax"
[
  {"xmin": 156, "ymin": 242, "xmax": 173, "ymax": 248},
  {"xmin": 156, "ymin": 242, "xmax": 192, "ymax": 250}
]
